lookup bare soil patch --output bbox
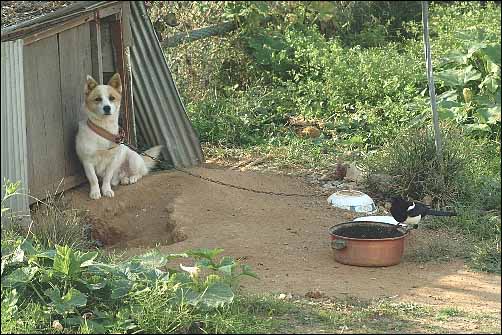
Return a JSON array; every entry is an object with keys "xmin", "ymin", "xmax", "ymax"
[{"xmin": 66, "ymin": 165, "xmax": 501, "ymax": 316}]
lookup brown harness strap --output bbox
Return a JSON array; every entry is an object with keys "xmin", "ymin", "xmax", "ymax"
[{"xmin": 86, "ymin": 119, "xmax": 126, "ymax": 145}]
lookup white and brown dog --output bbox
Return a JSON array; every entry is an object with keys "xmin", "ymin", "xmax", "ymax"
[{"xmin": 76, "ymin": 73, "xmax": 162, "ymax": 199}]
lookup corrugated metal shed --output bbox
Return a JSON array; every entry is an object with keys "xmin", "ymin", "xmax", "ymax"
[
  {"xmin": 130, "ymin": 1, "xmax": 204, "ymax": 167},
  {"xmin": 1, "ymin": 40, "xmax": 30, "ymax": 221},
  {"xmin": 1, "ymin": 1, "xmax": 204, "ymax": 214}
]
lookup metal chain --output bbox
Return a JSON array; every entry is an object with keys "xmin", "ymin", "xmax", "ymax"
[{"xmin": 120, "ymin": 142, "xmax": 321, "ymax": 198}]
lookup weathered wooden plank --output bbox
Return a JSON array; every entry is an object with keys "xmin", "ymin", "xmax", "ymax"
[
  {"xmin": 23, "ymin": 14, "xmax": 94, "ymax": 46},
  {"xmin": 89, "ymin": 18, "xmax": 103, "ymax": 83},
  {"xmin": 101, "ymin": 21, "xmax": 115, "ymax": 73},
  {"xmin": 59, "ymin": 23, "xmax": 92, "ymax": 183},
  {"xmin": 98, "ymin": 3, "xmax": 122, "ymax": 19},
  {"xmin": 122, "ymin": 2, "xmax": 133, "ymax": 48},
  {"xmin": 23, "ymin": 35, "xmax": 65, "ymax": 199},
  {"xmin": 109, "ymin": 18, "xmax": 133, "ymax": 143}
]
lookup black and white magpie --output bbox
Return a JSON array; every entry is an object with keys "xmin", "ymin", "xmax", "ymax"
[{"xmin": 390, "ymin": 197, "xmax": 457, "ymax": 226}]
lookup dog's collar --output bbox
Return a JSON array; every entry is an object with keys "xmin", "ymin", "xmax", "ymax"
[{"xmin": 86, "ymin": 119, "xmax": 125, "ymax": 144}]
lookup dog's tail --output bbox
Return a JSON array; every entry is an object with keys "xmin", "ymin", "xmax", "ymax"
[{"xmin": 142, "ymin": 145, "xmax": 163, "ymax": 171}]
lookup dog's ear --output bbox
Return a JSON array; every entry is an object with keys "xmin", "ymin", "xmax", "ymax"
[
  {"xmin": 85, "ymin": 75, "xmax": 98, "ymax": 95},
  {"xmin": 107, "ymin": 73, "xmax": 122, "ymax": 94}
]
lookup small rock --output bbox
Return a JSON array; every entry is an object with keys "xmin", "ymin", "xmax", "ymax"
[
  {"xmin": 300, "ymin": 126, "xmax": 321, "ymax": 138},
  {"xmin": 173, "ymin": 228, "xmax": 187, "ymax": 242},
  {"xmin": 278, "ymin": 293, "xmax": 287, "ymax": 300},
  {"xmin": 52, "ymin": 320, "xmax": 63, "ymax": 331},
  {"xmin": 421, "ymin": 195, "xmax": 433, "ymax": 206},
  {"xmin": 344, "ymin": 163, "xmax": 364, "ymax": 182},
  {"xmin": 305, "ymin": 289, "xmax": 324, "ymax": 299}
]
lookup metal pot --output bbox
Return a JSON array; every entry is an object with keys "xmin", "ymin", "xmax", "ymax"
[{"xmin": 328, "ymin": 221, "xmax": 410, "ymax": 267}]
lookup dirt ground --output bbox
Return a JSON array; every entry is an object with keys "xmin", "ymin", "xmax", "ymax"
[{"xmin": 66, "ymin": 166, "xmax": 501, "ymax": 315}]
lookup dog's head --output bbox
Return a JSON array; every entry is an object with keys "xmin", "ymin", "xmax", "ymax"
[{"xmin": 84, "ymin": 73, "xmax": 122, "ymax": 118}]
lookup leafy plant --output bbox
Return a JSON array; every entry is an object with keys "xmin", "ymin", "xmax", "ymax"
[
  {"xmin": 1, "ymin": 234, "xmax": 258, "ymax": 333},
  {"xmin": 435, "ymin": 28, "xmax": 501, "ymax": 138}
]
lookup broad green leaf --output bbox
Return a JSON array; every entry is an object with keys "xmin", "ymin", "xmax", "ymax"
[
  {"xmin": 465, "ymin": 123, "xmax": 491, "ymax": 133},
  {"xmin": 477, "ymin": 106, "xmax": 501, "ymax": 124},
  {"xmin": 53, "ymin": 245, "xmax": 80, "ymax": 276},
  {"xmin": 438, "ymin": 108, "xmax": 457, "ymax": 120},
  {"xmin": 19, "ymin": 240, "xmax": 36, "ymax": 255},
  {"xmin": 88, "ymin": 263, "xmax": 119, "ymax": 275},
  {"xmin": 186, "ymin": 248, "xmax": 225, "ymax": 260},
  {"xmin": 463, "ymin": 65, "xmax": 482, "ymax": 84},
  {"xmin": 437, "ymin": 89, "xmax": 458, "ymax": 102},
  {"xmin": 196, "ymin": 258, "xmax": 213, "ymax": 269},
  {"xmin": 436, "ymin": 69, "xmax": 463, "ymax": 87},
  {"xmin": 78, "ymin": 251, "xmax": 98, "ymax": 267},
  {"xmin": 35, "ymin": 249, "xmax": 56, "ymax": 260},
  {"xmin": 437, "ymin": 100, "xmax": 461, "ymax": 109},
  {"xmin": 169, "ymin": 271, "xmax": 192, "ymax": 286},
  {"xmin": 45, "ymin": 287, "xmax": 87, "ymax": 314},
  {"xmin": 199, "ymin": 282, "xmax": 234, "ymax": 309},
  {"xmin": 2, "ymin": 267, "xmax": 37, "ymax": 287},
  {"xmin": 481, "ymin": 44, "xmax": 502, "ymax": 66},
  {"xmin": 488, "ymin": 62, "xmax": 500, "ymax": 75},
  {"xmin": 63, "ymin": 288, "xmax": 87, "ymax": 308},
  {"xmin": 217, "ymin": 256, "xmax": 236, "ymax": 275},
  {"xmin": 441, "ymin": 50, "xmax": 468, "ymax": 65},
  {"xmin": 86, "ymin": 275, "xmax": 107, "ymax": 290},
  {"xmin": 84, "ymin": 320, "xmax": 107, "ymax": 334},
  {"xmin": 479, "ymin": 76, "xmax": 500, "ymax": 93},
  {"xmin": 240, "ymin": 264, "xmax": 259, "ymax": 279},
  {"xmin": 455, "ymin": 29, "xmax": 493, "ymax": 43},
  {"xmin": 474, "ymin": 94, "xmax": 494, "ymax": 105},
  {"xmin": 134, "ymin": 250, "xmax": 168, "ymax": 268},
  {"xmin": 467, "ymin": 43, "xmax": 487, "ymax": 58},
  {"xmin": 110, "ymin": 279, "xmax": 131, "ymax": 299}
]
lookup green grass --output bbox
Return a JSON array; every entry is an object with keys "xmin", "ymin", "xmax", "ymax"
[{"xmin": 2, "ymin": 289, "xmax": 499, "ymax": 334}]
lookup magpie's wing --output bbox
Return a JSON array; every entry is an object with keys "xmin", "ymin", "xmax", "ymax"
[{"xmin": 408, "ymin": 202, "xmax": 429, "ymax": 217}]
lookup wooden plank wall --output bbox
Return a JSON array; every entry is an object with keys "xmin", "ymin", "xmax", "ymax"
[
  {"xmin": 23, "ymin": 23, "xmax": 92, "ymax": 201},
  {"xmin": 58, "ymin": 22, "xmax": 92, "ymax": 186},
  {"xmin": 24, "ymin": 35, "xmax": 66, "ymax": 200}
]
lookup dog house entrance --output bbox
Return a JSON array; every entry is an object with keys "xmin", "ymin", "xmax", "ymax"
[{"xmin": 90, "ymin": 11, "xmax": 135, "ymax": 146}]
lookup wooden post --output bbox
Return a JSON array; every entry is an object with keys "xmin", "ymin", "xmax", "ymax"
[
  {"xmin": 421, "ymin": 1, "xmax": 444, "ymax": 170},
  {"xmin": 89, "ymin": 13, "xmax": 103, "ymax": 84}
]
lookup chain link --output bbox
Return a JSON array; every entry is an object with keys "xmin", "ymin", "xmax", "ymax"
[{"xmin": 121, "ymin": 142, "xmax": 320, "ymax": 198}]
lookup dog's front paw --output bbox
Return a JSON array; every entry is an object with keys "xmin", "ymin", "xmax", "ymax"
[
  {"xmin": 129, "ymin": 175, "xmax": 140, "ymax": 184},
  {"xmin": 102, "ymin": 188, "xmax": 115, "ymax": 198},
  {"xmin": 90, "ymin": 189, "xmax": 101, "ymax": 200},
  {"xmin": 120, "ymin": 177, "xmax": 130, "ymax": 185}
]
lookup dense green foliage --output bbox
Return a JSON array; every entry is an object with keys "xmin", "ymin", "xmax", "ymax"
[{"xmin": 160, "ymin": 1, "xmax": 500, "ymax": 150}]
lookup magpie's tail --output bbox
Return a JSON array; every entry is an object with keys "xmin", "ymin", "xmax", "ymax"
[{"xmin": 426, "ymin": 209, "xmax": 457, "ymax": 217}]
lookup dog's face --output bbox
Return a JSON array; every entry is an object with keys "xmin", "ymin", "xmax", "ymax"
[{"xmin": 84, "ymin": 73, "xmax": 122, "ymax": 118}]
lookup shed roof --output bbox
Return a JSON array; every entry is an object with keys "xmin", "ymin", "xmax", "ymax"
[
  {"xmin": 1, "ymin": 1, "xmax": 115, "ymax": 40},
  {"xmin": 1, "ymin": 1, "xmax": 75, "ymax": 29}
]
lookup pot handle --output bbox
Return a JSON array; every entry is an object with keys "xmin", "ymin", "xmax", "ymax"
[{"xmin": 331, "ymin": 239, "xmax": 347, "ymax": 250}]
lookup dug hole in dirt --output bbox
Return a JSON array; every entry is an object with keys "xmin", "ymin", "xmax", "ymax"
[{"xmin": 66, "ymin": 165, "xmax": 501, "ymax": 314}]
